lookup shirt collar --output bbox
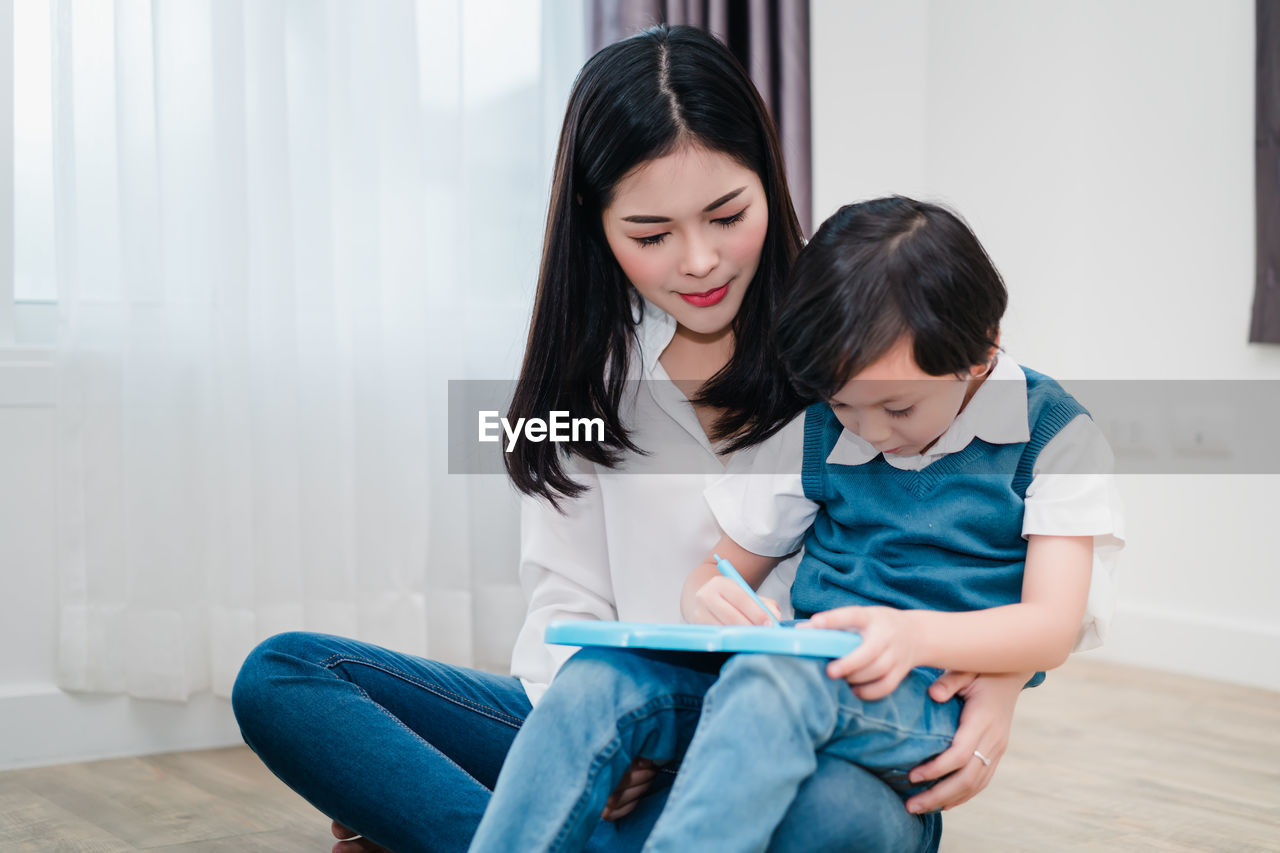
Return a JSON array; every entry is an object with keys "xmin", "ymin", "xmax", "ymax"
[
  {"xmin": 632, "ymin": 295, "xmax": 723, "ymax": 460},
  {"xmin": 636, "ymin": 295, "xmax": 676, "ymax": 379},
  {"xmin": 826, "ymin": 353, "xmax": 1030, "ymax": 468}
]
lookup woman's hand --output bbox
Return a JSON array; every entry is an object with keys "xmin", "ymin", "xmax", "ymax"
[
  {"xmin": 810, "ymin": 606, "xmax": 920, "ymax": 700},
  {"xmin": 600, "ymin": 757, "xmax": 658, "ymax": 821},
  {"xmin": 685, "ymin": 576, "xmax": 782, "ymax": 626},
  {"xmin": 902, "ymin": 671, "xmax": 1029, "ymax": 815}
]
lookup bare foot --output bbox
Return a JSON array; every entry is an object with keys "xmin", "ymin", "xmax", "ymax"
[{"xmin": 331, "ymin": 820, "xmax": 391, "ymax": 853}]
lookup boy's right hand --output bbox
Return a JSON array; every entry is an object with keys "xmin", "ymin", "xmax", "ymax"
[{"xmin": 685, "ymin": 576, "xmax": 782, "ymax": 626}]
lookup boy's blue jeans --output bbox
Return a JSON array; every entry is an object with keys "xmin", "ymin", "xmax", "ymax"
[
  {"xmin": 233, "ymin": 633, "xmax": 941, "ymax": 853},
  {"xmin": 470, "ymin": 646, "xmax": 953, "ymax": 853}
]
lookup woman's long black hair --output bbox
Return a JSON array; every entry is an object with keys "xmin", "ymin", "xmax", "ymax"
[{"xmin": 505, "ymin": 25, "xmax": 806, "ymax": 504}]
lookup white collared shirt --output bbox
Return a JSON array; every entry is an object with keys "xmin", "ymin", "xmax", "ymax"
[
  {"xmin": 705, "ymin": 354, "xmax": 1124, "ymax": 651},
  {"xmin": 510, "ymin": 298, "xmax": 798, "ymax": 704}
]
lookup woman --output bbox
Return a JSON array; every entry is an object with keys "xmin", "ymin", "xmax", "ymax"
[{"xmin": 232, "ymin": 26, "xmax": 1026, "ymax": 853}]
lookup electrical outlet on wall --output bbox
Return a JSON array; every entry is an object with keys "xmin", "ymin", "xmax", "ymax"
[
  {"xmin": 1169, "ymin": 409, "xmax": 1235, "ymax": 458},
  {"xmin": 1100, "ymin": 413, "xmax": 1161, "ymax": 458}
]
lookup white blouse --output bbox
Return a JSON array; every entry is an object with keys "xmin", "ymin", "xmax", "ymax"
[{"xmin": 509, "ymin": 299, "xmax": 797, "ymax": 704}]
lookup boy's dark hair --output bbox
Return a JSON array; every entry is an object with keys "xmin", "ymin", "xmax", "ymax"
[
  {"xmin": 506, "ymin": 25, "xmax": 805, "ymax": 504},
  {"xmin": 776, "ymin": 196, "xmax": 1007, "ymax": 400}
]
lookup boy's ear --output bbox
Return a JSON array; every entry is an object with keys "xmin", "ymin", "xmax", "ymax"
[{"xmin": 969, "ymin": 330, "xmax": 1002, "ymax": 378}]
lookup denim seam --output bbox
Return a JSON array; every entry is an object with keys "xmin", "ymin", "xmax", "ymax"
[
  {"xmin": 835, "ymin": 704, "xmax": 955, "ymax": 748},
  {"xmin": 658, "ymin": 686, "xmax": 728, "ymax": 819},
  {"xmin": 551, "ymin": 737, "xmax": 622, "ymax": 853},
  {"xmin": 549, "ymin": 692, "xmax": 704, "ymax": 853},
  {"xmin": 318, "ymin": 652, "xmax": 525, "ymax": 730},
  {"xmin": 349, "ymin": 681, "xmax": 478, "ymax": 783}
]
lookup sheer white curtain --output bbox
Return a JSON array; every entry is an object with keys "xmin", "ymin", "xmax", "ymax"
[{"xmin": 51, "ymin": 0, "xmax": 580, "ymax": 700}]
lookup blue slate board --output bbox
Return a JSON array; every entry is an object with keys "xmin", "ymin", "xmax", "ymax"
[{"xmin": 546, "ymin": 620, "xmax": 861, "ymax": 659}]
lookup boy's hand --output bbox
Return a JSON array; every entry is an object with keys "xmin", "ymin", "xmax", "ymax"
[
  {"xmin": 809, "ymin": 606, "xmax": 919, "ymax": 699},
  {"xmin": 686, "ymin": 576, "xmax": 782, "ymax": 626}
]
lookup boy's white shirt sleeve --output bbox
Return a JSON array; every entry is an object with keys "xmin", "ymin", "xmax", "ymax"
[
  {"xmin": 1023, "ymin": 414, "xmax": 1126, "ymax": 651},
  {"xmin": 704, "ymin": 413, "xmax": 817, "ymax": 558},
  {"xmin": 509, "ymin": 460, "xmax": 618, "ymax": 706}
]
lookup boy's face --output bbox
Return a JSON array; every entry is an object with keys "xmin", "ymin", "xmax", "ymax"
[{"xmin": 828, "ymin": 336, "xmax": 988, "ymax": 458}]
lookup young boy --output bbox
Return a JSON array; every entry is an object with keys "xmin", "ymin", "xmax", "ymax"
[{"xmin": 470, "ymin": 196, "xmax": 1124, "ymax": 852}]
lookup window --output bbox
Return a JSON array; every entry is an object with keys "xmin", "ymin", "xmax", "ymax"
[
  {"xmin": 4, "ymin": 0, "xmax": 57, "ymax": 348},
  {"xmin": 12, "ymin": 0, "xmax": 54, "ymax": 305}
]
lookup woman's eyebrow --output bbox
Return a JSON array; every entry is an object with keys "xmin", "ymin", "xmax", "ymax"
[
  {"xmin": 620, "ymin": 186, "xmax": 748, "ymax": 223},
  {"xmin": 702, "ymin": 186, "xmax": 746, "ymax": 212}
]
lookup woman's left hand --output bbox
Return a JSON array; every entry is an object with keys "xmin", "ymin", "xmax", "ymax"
[
  {"xmin": 902, "ymin": 670, "xmax": 1030, "ymax": 815},
  {"xmin": 601, "ymin": 757, "xmax": 659, "ymax": 821}
]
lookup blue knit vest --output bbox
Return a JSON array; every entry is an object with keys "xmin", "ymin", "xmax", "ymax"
[{"xmin": 793, "ymin": 368, "xmax": 1088, "ymax": 620}]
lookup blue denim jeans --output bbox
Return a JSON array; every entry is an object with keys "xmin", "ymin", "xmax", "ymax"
[
  {"xmin": 233, "ymin": 633, "xmax": 940, "ymax": 853},
  {"xmin": 469, "ymin": 647, "xmax": 946, "ymax": 853},
  {"xmin": 643, "ymin": 652, "xmax": 959, "ymax": 851}
]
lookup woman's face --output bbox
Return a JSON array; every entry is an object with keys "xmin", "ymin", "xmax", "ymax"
[{"xmin": 601, "ymin": 145, "xmax": 768, "ymax": 339}]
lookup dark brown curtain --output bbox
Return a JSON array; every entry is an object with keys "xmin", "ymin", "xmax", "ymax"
[
  {"xmin": 587, "ymin": 0, "xmax": 812, "ymax": 235},
  {"xmin": 1253, "ymin": 0, "xmax": 1280, "ymax": 343}
]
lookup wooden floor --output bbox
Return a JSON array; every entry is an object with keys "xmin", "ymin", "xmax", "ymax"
[{"xmin": 2, "ymin": 658, "xmax": 1277, "ymax": 852}]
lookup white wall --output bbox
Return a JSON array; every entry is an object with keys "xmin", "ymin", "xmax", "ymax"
[{"xmin": 813, "ymin": 0, "xmax": 1280, "ymax": 690}]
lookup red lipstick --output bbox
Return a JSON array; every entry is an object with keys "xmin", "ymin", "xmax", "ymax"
[{"xmin": 679, "ymin": 282, "xmax": 730, "ymax": 307}]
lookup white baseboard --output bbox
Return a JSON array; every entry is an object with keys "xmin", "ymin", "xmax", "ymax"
[
  {"xmin": 1088, "ymin": 605, "xmax": 1280, "ymax": 693},
  {"xmin": 0, "ymin": 683, "xmax": 244, "ymax": 771}
]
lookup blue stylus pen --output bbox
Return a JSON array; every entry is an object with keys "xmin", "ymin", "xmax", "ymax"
[{"xmin": 714, "ymin": 553, "xmax": 782, "ymax": 627}]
